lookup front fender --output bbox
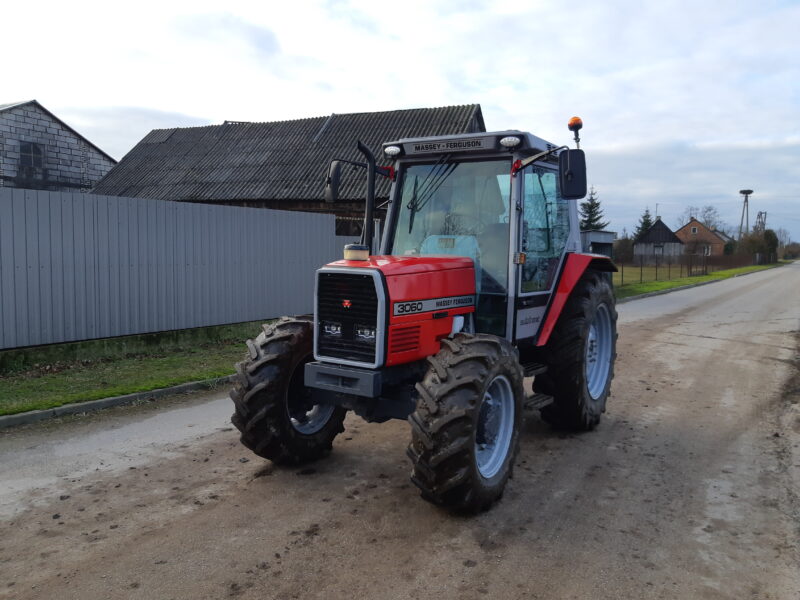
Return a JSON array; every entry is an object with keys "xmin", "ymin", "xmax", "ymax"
[{"xmin": 536, "ymin": 253, "xmax": 616, "ymax": 346}]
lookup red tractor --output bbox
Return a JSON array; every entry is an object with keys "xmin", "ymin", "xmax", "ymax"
[{"xmin": 231, "ymin": 118, "xmax": 617, "ymax": 512}]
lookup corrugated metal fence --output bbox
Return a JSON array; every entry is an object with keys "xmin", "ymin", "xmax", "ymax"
[{"xmin": 0, "ymin": 188, "xmax": 357, "ymax": 350}]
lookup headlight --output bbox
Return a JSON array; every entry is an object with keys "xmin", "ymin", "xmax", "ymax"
[
  {"xmin": 355, "ymin": 325, "xmax": 376, "ymax": 341},
  {"xmin": 322, "ymin": 322, "xmax": 342, "ymax": 337}
]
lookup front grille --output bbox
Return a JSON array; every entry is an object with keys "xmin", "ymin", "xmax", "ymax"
[
  {"xmin": 317, "ymin": 272, "xmax": 380, "ymax": 364},
  {"xmin": 390, "ymin": 325, "xmax": 420, "ymax": 353}
]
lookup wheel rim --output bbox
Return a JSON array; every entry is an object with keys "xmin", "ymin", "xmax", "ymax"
[
  {"xmin": 290, "ymin": 402, "xmax": 336, "ymax": 435},
  {"xmin": 475, "ymin": 375, "xmax": 515, "ymax": 479},
  {"xmin": 286, "ymin": 359, "xmax": 336, "ymax": 435},
  {"xmin": 585, "ymin": 303, "xmax": 613, "ymax": 400}
]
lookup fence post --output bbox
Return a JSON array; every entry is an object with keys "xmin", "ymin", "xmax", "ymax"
[
  {"xmin": 640, "ymin": 254, "xmax": 643, "ymax": 283},
  {"xmin": 655, "ymin": 252, "xmax": 659, "ymax": 281},
  {"xmin": 668, "ymin": 256, "xmax": 671, "ymax": 280}
]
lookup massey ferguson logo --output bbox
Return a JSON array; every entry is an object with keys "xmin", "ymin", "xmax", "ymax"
[{"xmin": 342, "ymin": 299, "xmax": 352, "ymax": 309}]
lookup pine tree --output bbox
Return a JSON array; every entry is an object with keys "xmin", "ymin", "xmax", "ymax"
[
  {"xmin": 633, "ymin": 208, "xmax": 654, "ymax": 241},
  {"xmin": 579, "ymin": 186, "xmax": 609, "ymax": 231}
]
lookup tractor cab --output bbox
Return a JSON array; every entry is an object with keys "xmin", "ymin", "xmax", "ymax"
[{"xmin": 379, "ymin": 130, "xmax": 585, "ymax": 340}]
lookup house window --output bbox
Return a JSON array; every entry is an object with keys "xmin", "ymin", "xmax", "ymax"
[
  {"xmin": 691, "ymin": 226, "xmax": 698, "ymax": 234},
  {"xmin": 19, "ymin": 142, "xmax": 44, "ymax": 168},
  {"xmin": 704, "ymin": 245, "xmax": 711, "ymax": 256}
]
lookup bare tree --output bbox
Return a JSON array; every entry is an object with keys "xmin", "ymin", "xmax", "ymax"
[
  {"xmin": 675, "ymin": 205, "xmax": 700, "ymax": 229},
  {"xmin": 699, "ymin": 205, "xmax": 725, "ymax": 231},
  {"xmin": 775, "ymin": 227, "xmax": 791, "ymax": 248},
  {"xmin": 676, "ymin": 204, "xmax": 727, "ymax": 232}
]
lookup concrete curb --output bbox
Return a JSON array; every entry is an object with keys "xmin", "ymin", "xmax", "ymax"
[
  {"xmin": 0, "ymin": 375, "xmax": 236, "ymax": 430},
  {"xmin": 617, "ymin": 265, "xmax": 782, "ymax": 304}
]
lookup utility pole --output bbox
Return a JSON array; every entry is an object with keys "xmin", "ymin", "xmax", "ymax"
[{"xmin": 738, "ymin": 189, "xmax": 753, "ymax": 240}]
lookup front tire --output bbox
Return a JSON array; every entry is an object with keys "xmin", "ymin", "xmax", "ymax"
[
  {"xmin": 230, "ymin": 317, "xmax": 346, "ymax": 464},
  {"xmin": 537, "ymin": 269, "xmax": 618, "ymax": 430},
  {"xmin": 407, "ymin": 334, "xmax": 524, "ymax": 512}
]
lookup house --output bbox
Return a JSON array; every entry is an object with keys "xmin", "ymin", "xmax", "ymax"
[
  {"xmin": 0, "ymin": 100, "xmax": 116, "ymax": 192},
  {"xmin": 675, "ymin": 217, "xmax": 726, "ymax": 256},
  {"xmin": 633, "ymin": 217, "xmax": 683, "ymax": 264},
  {"xmin": 92, "ymin": 104, "xmax": 485, "ymax": 230}
]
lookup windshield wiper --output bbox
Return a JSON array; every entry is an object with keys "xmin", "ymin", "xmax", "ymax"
[
  {"xmin": 408, "ymin": 176, "xmax": 419, "ymax": 234},
  {"xmin": 414, "ymin": 162, "xmax": 457, "ymax": 213},
  {"xmin": 405, "ymin": 154, "xmax": 458, "ymax": 235}
]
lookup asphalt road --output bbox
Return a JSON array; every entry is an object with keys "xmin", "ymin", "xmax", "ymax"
[{"xmin": 1, "ymin": 264, "xmax": 798, "ymax": 600}]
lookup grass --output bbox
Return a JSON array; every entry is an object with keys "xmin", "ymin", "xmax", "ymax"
[
  {"xmin": 0, "ymin": 319, "xmax": 269, "ymax": 375},
  {"xmin": 614, "ymin": 262, "xmax": 785, "ymax": 299},
  {"xmin": 0, "ymin": 341, "xmax": 248, "ymax": 416}
]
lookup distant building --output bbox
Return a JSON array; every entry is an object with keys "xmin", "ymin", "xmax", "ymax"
[
  {"xmin": 0, "ymin": 100, "xmax": 116, "ymax": 192},
  {"xmin": 633, "ymin": 217, "xmax": 683, "ymax": 264},
  {"xmin": 92, "ymin": 105, "xmax": 486, "ymax": 230},
  {"xmin": 675, "ymin": 217, "xmax": 726, "ymax": 256},
  {"xmin": 580, "ymin": 229, "xmax": 616, "ymax": 258}
]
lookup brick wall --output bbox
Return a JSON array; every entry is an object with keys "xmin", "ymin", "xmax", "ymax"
[
  {"xmin": 0, "ymin": 103, "xmax": 116, "ymax": 192},
  {"xmin": 675, "ymin": 218, "xmax": 726, "ymax": 256}
]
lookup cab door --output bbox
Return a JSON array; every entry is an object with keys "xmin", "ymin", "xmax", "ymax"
[{"xmin": 515, "ymin": 164, "xmax": 571, "ymax": 340}]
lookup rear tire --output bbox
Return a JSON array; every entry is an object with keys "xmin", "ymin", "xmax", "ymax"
[
  {"xmin": 407, "ymin": 334, "xmax": 524, "ymax": 513},
  {"xmin": 230, "ymin": 317, "xmax": 346, "ymax": 464},
  {"xmin": 537, "ymin": 269, "xmax": 617, "ymax": 430}
]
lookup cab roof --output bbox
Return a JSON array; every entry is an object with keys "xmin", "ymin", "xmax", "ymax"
[{"xmin": 382, "ymin": 130, "xmax": 560, "ymax": 160}]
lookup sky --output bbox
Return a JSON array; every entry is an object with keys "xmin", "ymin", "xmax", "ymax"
[{"xmin": 4, "ymin": 0, "xmax": 799, "ymax": 241}]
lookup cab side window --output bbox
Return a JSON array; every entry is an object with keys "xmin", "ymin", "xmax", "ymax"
[{"xmin": 521, "ymin": 166, "xmax": 569, "ymax": 292}]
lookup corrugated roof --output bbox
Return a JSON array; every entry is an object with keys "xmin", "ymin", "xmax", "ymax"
[
  {"xmin": 0, "ymin": 99, "xmax": 117, "ymax": 164},
  {"xmin": 636, "ymin": 218, "xmax": 683, "ymax": 245},
  {"xmin": 92, "ymin": 104, "xmax": 484, "ymax": 201}
]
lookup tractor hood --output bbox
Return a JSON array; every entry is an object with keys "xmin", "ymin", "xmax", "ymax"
[
  {"xmin": 317, "ymin": 255, "xmax": 476, "ymax": 368},
  {"xmin": 324, "ymin": 255, "xmax": 474, "ymax": 276}
]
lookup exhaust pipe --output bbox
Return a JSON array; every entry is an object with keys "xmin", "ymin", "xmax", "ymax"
[{"xmin": 357, "ymin": 140, "xmax": 375, "ymax": 255}]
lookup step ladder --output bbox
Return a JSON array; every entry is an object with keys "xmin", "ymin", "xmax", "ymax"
[{"xmin": 520, "ymin": 362, "xmax": 553, "ymax": 410}]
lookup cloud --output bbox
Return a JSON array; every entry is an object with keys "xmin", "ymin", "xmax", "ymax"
[
  {"xmin": 2, "ymin": 0, "xmax": 797, "ymax": 238},
  {"xmin": 174, "ymin": 13, "xmax": 280, "ymax": 61}
]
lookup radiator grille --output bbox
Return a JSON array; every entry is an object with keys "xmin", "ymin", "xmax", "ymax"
[
  {"xmin": 317, "ymin": 272, "xmax": 379, "ymax": 364},
  {"xmin": 390, "ymin": 325, "xmax": 421, "ymax": 354}
]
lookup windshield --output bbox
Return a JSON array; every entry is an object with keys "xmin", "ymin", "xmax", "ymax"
[{"xmin": 393, "ymin": 158, "xmax": 512, "ymax": 294}]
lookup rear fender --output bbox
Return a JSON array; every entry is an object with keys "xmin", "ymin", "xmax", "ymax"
[{"xmin": 536, "ymin": 253, "xmax": 616, "ymax": 346}]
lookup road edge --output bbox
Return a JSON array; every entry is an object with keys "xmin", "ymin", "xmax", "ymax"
[
  {"xmin": 0, "ymin": 375, "xmax": 236, "ymax": 430},
  {"xmin": 617, "ymin": 264, "xmax": 783, "ymax": 304}
]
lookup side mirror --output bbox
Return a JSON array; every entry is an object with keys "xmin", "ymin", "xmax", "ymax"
[
  {"xmin": 324, "ymin": 160, "xmax": 343, "ymax": 203},
  {"xmin": 558, "ymin": 149, "xmax": 587, "ymax": 200}
]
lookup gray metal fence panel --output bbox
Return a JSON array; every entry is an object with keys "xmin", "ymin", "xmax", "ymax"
[{"xmin": 0, "ymin": 188, "xmax": 357, "ymax": 349}]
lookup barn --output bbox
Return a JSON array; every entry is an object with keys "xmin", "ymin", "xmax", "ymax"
[{"xmin": 92, "ymin": 105, "xmax": 485, "ymax": 233}]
